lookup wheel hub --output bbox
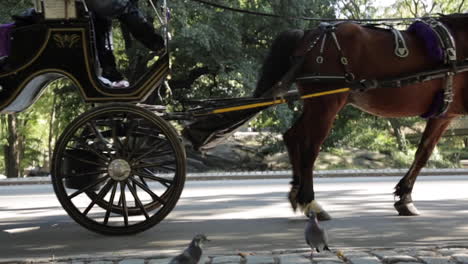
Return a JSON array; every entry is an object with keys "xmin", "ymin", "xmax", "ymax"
[{"xmin": 108, "ymin": 159, "xmax": 131, "ymax": 181}]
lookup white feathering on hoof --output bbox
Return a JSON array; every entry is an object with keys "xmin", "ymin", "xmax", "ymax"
[{"xmin": 301, "ymin": 200, "xmax": 325, "ymax": 216}]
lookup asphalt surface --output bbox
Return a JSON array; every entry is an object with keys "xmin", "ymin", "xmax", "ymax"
[{"xmin": 1, "ymin": 174, "xmax": 468, "ymax": 263}]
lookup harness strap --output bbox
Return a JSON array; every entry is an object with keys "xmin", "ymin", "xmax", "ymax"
[
  {"xmin": 316, "ymin": 22, "xmax": 355, "ymax": 82},
  {"xmin": 270, "ymin": 33, "xmax": 321, "ymax": 98},
  {"xmin": 423, "ymin": 18, "xmax": 457, "ymax": 68},
  {"xmin": 439, "ymin": 73, "xmax": 454, "ymax": 117},
  {"xmin": 390, "ymin": 27, "xmax": 409, "ymax": 58},
  {"xmin": 316, "ymin": 33, "xmax": 327, "ymax": 64}
]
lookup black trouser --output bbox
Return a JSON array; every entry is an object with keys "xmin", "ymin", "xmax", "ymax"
[
  {"xmin": 93, "ymin": 14, "xmax": 124, "ymax": 82},
  {"xmin": 93, "ymin": 1, "xmax": 165, "ymax": 81},
  {"xmin": 117, "ymin": 3, "xmax": 165, "ymax": 52}
]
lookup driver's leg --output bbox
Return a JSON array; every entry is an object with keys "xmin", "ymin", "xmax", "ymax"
[
  {"xmin": 117, "ymin": 3, "xmax": 165, "ymax": 53},
  {"xmin": 93, "ymin": 13, "xmax": 125, "ymax": 83}
]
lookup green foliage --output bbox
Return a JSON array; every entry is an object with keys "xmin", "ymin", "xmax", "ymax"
[
  {"xmin": 0, "ymin": 0, "xmax": 31, "ymax": 23},
  {"xmin": 384, "ymin": 0, "xmax": 467, "ymax": 17},
  {"xmin": 169, "ymin": 0, "xmax": 336, "ymax": 99},
  {"xmin": 13, "ymin": 80, "xmax": 86, "ymax": 175}
]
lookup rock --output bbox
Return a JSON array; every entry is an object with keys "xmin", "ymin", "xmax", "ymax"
[{"xmin": 184, "ymin": 132, "xmax": 395, "ymax": 172}]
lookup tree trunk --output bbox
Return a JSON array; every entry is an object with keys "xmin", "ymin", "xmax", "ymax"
[
  {"xmin": 46, "ymin": 91, "xmax": 58, "ymax": 172},
  {"xmin": 6, "ymin": 114, "xmax": 20, "ymax": 178},
  {"xmin": 388, "ymin": 119, "xmax": 407, "ymax": 152}
]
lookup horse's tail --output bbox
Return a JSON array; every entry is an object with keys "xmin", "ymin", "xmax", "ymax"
[
  {"xmin": 181, "ymin": 29, "xmax": 304, "ymax": 151},
  {"xmin": 254, "ymin": 29, "xmax": 305, "ymax": 97}
]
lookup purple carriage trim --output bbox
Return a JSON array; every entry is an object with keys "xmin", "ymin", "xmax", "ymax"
[
  {"xmin": 407, "ymin": 21, "xmax": 444, "ymax": 63},
  {"xmin": 0, "ymin": 23, "xmax": 14, "ymax": 58}
]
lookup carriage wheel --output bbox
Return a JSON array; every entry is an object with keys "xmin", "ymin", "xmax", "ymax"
[{"xmin": 51, "ymin": 103, "xmax": 186, "ymax": 235}]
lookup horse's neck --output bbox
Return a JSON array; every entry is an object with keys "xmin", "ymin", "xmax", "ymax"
[{"xmin": 440, "ymin": 16, "xmax": 468, "ymax": 60}]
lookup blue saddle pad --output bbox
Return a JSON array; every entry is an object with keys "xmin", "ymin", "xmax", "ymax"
[{"xmin": 407, "ymin": 21, "xmax": 444, "ymax": 63}]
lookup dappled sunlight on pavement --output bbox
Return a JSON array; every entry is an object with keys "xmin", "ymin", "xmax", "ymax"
[{"xmin": 0, "ymin": 176, "xmax": 468, "ymax": 262}]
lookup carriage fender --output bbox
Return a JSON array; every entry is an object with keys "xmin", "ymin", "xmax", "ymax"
[{"xmin": 0, "ymin": 71, "xmax": 71, "ymax": 114}]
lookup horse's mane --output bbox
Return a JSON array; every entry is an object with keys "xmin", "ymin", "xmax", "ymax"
[{"xmin": 439, "ymin": 13, "xmax": 468, "ymax": 28}]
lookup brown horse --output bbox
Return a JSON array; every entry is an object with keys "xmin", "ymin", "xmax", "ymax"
[{"xmin": 255, "ymin": 14, "xmax": 468, "ymax": 220}]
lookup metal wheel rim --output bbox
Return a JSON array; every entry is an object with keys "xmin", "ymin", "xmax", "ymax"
[{"xmin": 51, "ymin": 104, "xmax": 186, "ymax": 235}]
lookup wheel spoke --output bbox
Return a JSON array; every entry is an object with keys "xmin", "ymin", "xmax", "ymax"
[
  {"xmin": 87, "ymin": 121, "xmax": 112, "ymax": 151},
  {"xmin": 83, "ymin": 179, "xmax": 114, "ymax": 216},
  {"xmin": 130, "ymin": 178, "xmax": 166, "ymax": 205},
  {"xmin": 136, "ymin": 169, "xmax": 173, "ymax": 187},
  {"xmin": 127, "ymin": 135, "xmax": 149, "ymax": 160},
  {"xmin": 70, "ymin": 170, "xmax": 107, "ymax": 177},
  {"xmin": 124, "ymin": 119, "xmax": 138, "ymax": 152},
  {"xmin": 134, "ymin": 148, "xmax": 173, "ymax": 163},
  {"xmin": 130, "ymin": 136, "xmax": 166, "ymax": 161},
  {"xmin": 111, "ymin": 119, "xmax": 124, "ymax": 158},
  {"xmin": 63, "ymin": 152, "xmax": 107, "ymax": 167},
  {"xmin": 126, "ymin": 182, "xmax": 150, "ymax": 219},
  {"xmin": 120, "ymin": 182, "xmax": 129, "ymax": 226},
  {"xmin": 132, "ymin": 160, "xmax": 176, "ymax": 170},
  {"xmin": 68, "ymin": 176, "xmax": 108, "ymax": 199},
  {"xmin": 138, "ymin": 174, "xmax": 149, "ymax": 187},
  {"xmin": 69, "ymin": 139, "xmax": 110, "ymax": 162},
  {"xmin": 103, "ymin": 182, "xmax": 118, "ymax": 225}
]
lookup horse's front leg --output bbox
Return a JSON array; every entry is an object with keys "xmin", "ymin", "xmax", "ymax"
[
  {"xmin": 394, "ymin": 117, "xmax": 454, "ymax": 215},
  {"xmin": 284, "ymin": 95, "xmax": 346, "ymax": 220}
]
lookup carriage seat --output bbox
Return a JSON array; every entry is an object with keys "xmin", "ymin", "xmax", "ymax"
[{"xmin": 35, "ymin": 0, "xmax": 80, "ymax": 20}]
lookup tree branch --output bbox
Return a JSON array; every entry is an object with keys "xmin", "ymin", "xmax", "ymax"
[
  {"xmin": 458, "ymin": 0, "xmax": 466, "ymax": 13},
  {"xmin": 168, "ymin": 66, "xmax": 212, "ymax": 90}
]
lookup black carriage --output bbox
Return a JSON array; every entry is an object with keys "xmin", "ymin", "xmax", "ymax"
[{"xmin": 0, "ymin": 0, "xmax": 186, "ymax": 235}]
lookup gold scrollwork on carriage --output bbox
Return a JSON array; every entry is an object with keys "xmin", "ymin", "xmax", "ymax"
[{"xmin": 53, "ymin": 33, "xmax": 80, "ymax": 48}]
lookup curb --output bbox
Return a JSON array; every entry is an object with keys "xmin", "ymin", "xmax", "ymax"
[{"xmin": 1, "ymin": 168, "xmax": 468, "ymax": 186}]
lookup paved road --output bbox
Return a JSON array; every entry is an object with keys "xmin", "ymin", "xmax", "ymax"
[{"xmin": 1, "ymin": 175, "xmax": 468, "ymax": 262}]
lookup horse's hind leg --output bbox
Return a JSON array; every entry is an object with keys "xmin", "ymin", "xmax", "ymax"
[
  {"xmin": 284, "ymin": 95, "xmax": 346, "ymax": 220},
  {"xmin": 394, "ymin": 117, "xmax": 454, "ymax": 215}
]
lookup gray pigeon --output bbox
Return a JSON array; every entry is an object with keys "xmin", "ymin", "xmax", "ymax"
[
  {"xmin": 169, "ymin": 234, "xmax": 210, "ymax": 264},
  {"xmin": 304, "ymin": 211, "xmax": 330, "ymax": 255}
]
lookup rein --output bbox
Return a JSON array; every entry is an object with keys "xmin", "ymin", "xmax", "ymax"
[{"xmin": 189, "ymin": 0, "xmax": 432, "ymax": 23}]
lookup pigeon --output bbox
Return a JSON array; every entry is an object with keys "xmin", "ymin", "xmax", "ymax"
[
  {"xmin": 169, "ymin": 234, "xmax": 210, "ymax": 264},
  {"xmin": 304, "ymin": 211, "xmax": 330, "ymax": 256}
]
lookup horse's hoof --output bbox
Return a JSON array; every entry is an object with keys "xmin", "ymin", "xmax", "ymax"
[
  {"xmin": 303, "ymin": 210, "xmax": 331, "ymax": 221},
  {"xmin": 288, "ymin": 186, "xmax": 300, "ymax": 212},
  {"xmin": 394, "ymin": 201, "xmax": 420, "ymax": 216},
  {"xmin": 317, "ymin": 210, "xmax": 332, "ymax": 221},
  {"xmin": 301, "ymin": 200, "xmax": 332, "ymax": 221}
]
